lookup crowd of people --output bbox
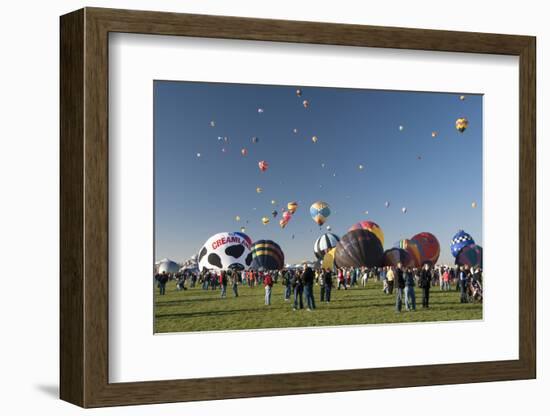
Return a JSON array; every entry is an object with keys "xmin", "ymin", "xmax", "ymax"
[{"xmin": 154, "ymin": 263, "xmax": 483, "ymax": 313}]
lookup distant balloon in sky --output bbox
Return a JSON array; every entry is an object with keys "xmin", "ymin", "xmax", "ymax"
[
  {"xmin": 310, "ymin": 201, "xmax": 331, "ymax": 226},
  {"xmin": 210, "ymin": 120, "xmax": 215, "ymax": 127},
  {"xmin": 196, "ymin": 153, "xmax": 201, "ymax": 158},
  {"xmin": 221, "ymin": 147, "xmax": 226, "ymax": 153},
  {"xmin": 302, "ymin": 99, "xmax": 309, "ymax": 108},
  {"xmin": 456, "ymin": 117, "xmax": 469, "ymax": 132},
  {"xmin": 252, "ymin": 136, "xmax": 259, "ymax": 144},
  {"xmin": 333, "ymin": 173, "xmax": 337, "ymax": 177},
  {"xmin": 326, "ymin": 225, "xmax": 332, "ymax": 231},
  {"xmin": 258, "ymin": 160, "xmax": 269, "ymax": 172},
  {"xmin": 385, "ymin": 201, "xmax": 390, "ymax": 208},
  {"xmin": 312, "ymin": 136, "xmax": 318, "ymax": 143},
  {"xmin": 358, "ymin": 164, "xmax": 364, "ymax": 170},
  {"xmin": 399, "ymin": 125, "xmax": 404, "ymax": 131},
  {"xmin": 240, "ymin": 227, "xmax": 246, "ymax": 233},
  {"xmin": 282, "ymin": 211, "xmax": 292, "ymax": 222},
  {"xmin": 417, "ymin": 155, "xmax": 422, "ymax": 160},
  {"xmin": 364, "ymin": 210, "xmax": 369, "ymax": 215},
  {"xmin": 235, "ymin": 216, "xmax": 240, "ymax": 221},
  {"xmin": 296, "ymin": 89, "xmax": 302, "ymax": 97},
  {"xmin": 272, "ymin": 210, "xmax": 278, "ymax": 218},
  {"xmin": 256, "ymin": 187, "xmax": 263, "ymax": 194},
  {"xmin": 257, "ymin": 108, "xmax": 264, "ymax": 114},
  {"xmin": 321, "ymin": 163, "xmax": 325, "ymax": 168},
  {"xmin": 471, "ymin": 201, "xmax": 477, "ymax": 208},
  {"xmin": 287, "ymin": 202, "xmax": 298, "ymax": 214},
  {"xmin": 459, "ymin": 95, "xmax": 466, "ymax": 101},
  {"xmin": 402, "ymin": 207, "xmax": 407, "ymax": 213},
  {"xmin": 279, "ymin": 218, "xmax": 288, "ymax": 229},
  {"xmin": 223, "ymin": 136, "xmax": 229, "ymax": 143},
  {"xmin": 217, "ymin": 136, "xmax": 223, "ymax": 141},
  {"xmin": 262, "ymin": 216, "xmax": 270, "ymax": 225},
  {"xmin": 241, "ymin": 148, "xmax": 248, "ymax": 156},
  {"xmin": 431, "ymin": 131, "xmax": 438, "ymax": 138},
  {"xmin": 271, "ymin": 200, "xmax": 276, "ymax": 205},
  {"xmin": 293, "ymin": 128, "xmax": 298, "ymax": 134}
]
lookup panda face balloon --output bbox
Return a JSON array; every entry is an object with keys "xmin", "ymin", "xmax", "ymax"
[{"xmin": 198, "ymin": 231, "xmax": 253, "ymax": 271}]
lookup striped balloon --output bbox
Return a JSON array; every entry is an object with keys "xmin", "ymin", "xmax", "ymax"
[
  {"xmin": 349, "ymin": 220, "xmax": 384, "ymax": 246},
  {"xmin": 411, "ymin": 232, "xmax": 440, "ymax": 265},
  {"xmin": 394, "ymin": 239, "xmax": 422, "ymax": 267},
  {"xmin": 313, "ymin": 233, "xmax": 340, "ymax": 260},
  {"xmin": 335, "ymin": 229, "xmax": 384, "ymax": 268},
  {"xmin": 250, "ymin": 240, "xmax": 285, "ymax": 270},
  {"xmin": 310, "ymin": 201, "xmax": 331, "ymax": 226},
  {"xmin": 383, "ymin": 248, "xmax": 414, "ymax": 268}
]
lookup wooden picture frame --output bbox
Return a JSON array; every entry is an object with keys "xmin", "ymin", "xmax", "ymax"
[{"xmin": 60, "ymin": 7, "xmax": 536, "ymax": 408}]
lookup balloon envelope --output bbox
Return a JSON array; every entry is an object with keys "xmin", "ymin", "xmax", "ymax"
[
  {"xmin": 411, "ymin": 232, "xmax": 440, "ymax": 265},
  {"xmin": 313, "ymin": 233, "xmax": 340, "ymax": 260},
  {"xmin": 348, "ymin": 220, "xmax": 384, "ymax": 246},
  {"xmin": 310, "ymin": 201, "xmax": 331, "ymax": 226},
  {"xmin": 258, "ymin": 160, "xmax": 269, "ymax": 172},
  {"xmin": 334, "ymin": 229, "xmax": 384, "ymax": 268},
  {"xmin": 394, "ymin": 239, "xmax": 422, "ymax": 267},
  {"xmin": 250, "ymin": 240, "xmax": 285, "ymax": 270},
  {"xmin": 197, "ymin": 232, "xmax": 253, "ymax": 271},
  {"xmin": 322, "ymin": 247, "xmax": 337, "ymax": 270},
  {"xmin": 383, "ymin": 248, "xmax": 414, "ymax": 268},
  {"xmin": 157, "ymin": 259, "xmax": 180, "ymax": 274},
  {"xmin": 287, "ymin": 202, "xmax": 298, "ymax": 214},
  {"xmin": 455, "ymin": 244, "xmax": 483, "ymax": 268},
  {"xmin": 450, "ymin": 230, "xmax": 475, "ymax": 258},
  {"xmin": 456, "ymin": 117, "xmax": 469, "ymax": 132}
]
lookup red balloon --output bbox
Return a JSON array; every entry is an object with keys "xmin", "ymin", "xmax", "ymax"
[
  {"xmin": 258, "ymin": 160, "xmax": 269, "ymax": 172},
  {"xmin": 411, "ymin": 232, "xmax": 440, "ymax": 265}
]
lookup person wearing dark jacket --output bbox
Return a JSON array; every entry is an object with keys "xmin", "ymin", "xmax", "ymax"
[
  {"xmin": 419, "ymin": 264, "xmax": 432, "ymax": 308},
  {"xmin": 155, "ymin": 271, "xmax": 169, "ymax": 295},
  {"xmin": 302, "ymin": 267, "xmax": 316, "ymax": 311},
  {"xmin": 291, "ymin": 271, "xmax": 304, "ymax": 310},
  {"xmin": 404, "ymin": 267, "xmax": 416, "ymax": 311},
  {"xmin": 395, "ymin": 263, "xmax": 405, "ymax": 312},
  {"xmin": 323, "ymin": 269, "xmax": 333, "ymax": 303}
]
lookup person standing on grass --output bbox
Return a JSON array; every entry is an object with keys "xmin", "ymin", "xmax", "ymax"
[
  {"xmin": 395, "ymin": 263, "xmax": 405, "ymax": 312},
  {"xmin": 458, "ymin": 266, "xmax": 469, "ymax": 303},
  {"xmin": 264, "ymin": 272, "xmax": 274, "ymax": 306},
  {"xmin": 337, "ymin": 268, "xmax": 347, "ymax": 290},
  {"xmin": 219, "ymin": 270, "xmax": 228, "ymax": 298},
  {"xmin": 283, "ymin": 269, "xmax": 292, "ymax": 301},
  {"xmin": 318, "ymin": 268, "xmax": 326, "ymax": 302},
  {"xmin": 323, "ymin": 269, "xmax": 333, "ymax": 303},
  {"xmin": 231, "ymin": 269, "xmax": 239, "ymax": 297},
  {"xmin": 404, "ymin": 267, "xmax": 416, "ymax": 311},
  {"xmin": 442, "ymin": 268, "xmax": 450, "ymax": 291},
  {"xmin": 155, "ymin": 271, "xmax": 169, "ymax": 295},
  {"xmin": 292, "ymin": 270, "xmax": 304, "ymax": 310},
  {"xmin": 302, "ymin": 267, "xmax": 316, "ymax": 311},
  {"xmin": 419, "ymin": 263, "xmax": 432, "ymax": 308},
  {"xmin": 386, "ymin": 266, "xmax": 395, "ymax": 295}
]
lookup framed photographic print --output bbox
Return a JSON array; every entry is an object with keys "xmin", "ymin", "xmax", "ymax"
[{"xmin": 60, "ymin": 7, "xmax": 536, "ymax": 408}]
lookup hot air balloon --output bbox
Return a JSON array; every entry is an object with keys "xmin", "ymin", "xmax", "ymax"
[
  {"xmin": 240, "ymin": 227, "xmax": 246, "ymax": 233},
  {"xmin": 252, "ymin": 136, "xmax": 259, "ymax": 144},
  {"xmin": 394, "ymin": 239, "xmax": 422, "ymax": 267},
  {"xmin": 196, "ymin": 153, "xmax": 201, "ymax": 158},
  {"xmin": 312, "ymin": 136, "xmax": 318, "ymax": 143},
  {"xmin": 411, "ymin": 232, "xmax": 440, "ymax": 265},
  {"xmin": 358, "ymin": 164, "xmax": 364, "ymax": 170},
  {"xmin": 321, "ymin": 163, "xmax": 325, "ymax": 168},
  {"xmin": 279, "ymin": 218, "xmax": 288, "ymax": 229},
  {"xmin": 455, "ymin": 244, "xmax": 483, "ymax": 268},
  {"xmin": 217, "ymin": 136, "xmax": 223, "ymax": 142},
  {"xmin": 302, "ymin": 100, "xmax": 309, "ymax": 108},
  {"xmin": 322, "ymin": 247, "xmax": 337, "ymax": 270},
  {"xmin": 282, "ymin": 211, "xmax": 292, "ymax": 222},
  {"xmin": 287, "ymin": 202, "xmax": 298, "ymax": 214},
  {"xmin": 235, "ymin": 215, "xmax": 241, "ymax": 222},
  {"xmin": 385, "ymin": 201, "xmax": 390, "ymax": 208},
  {"xmin": 399, "ymin": 125, "xmax": 404, "ymax": 131},
  {"xmin": 197, "ymin": 231, "xmax": 253, "ymax": 271},
  {"xmin": 313, "ymin": 233, "xmax": 340, "ymax": 260},
  {"xmin": 456, "ymin": 117, "xmax": 469, "ymax": 132},
  {"xmin": 431, "ymin": 131, "xmax": 438, "ymax": 138},
  {"xmin": 334, "ymin": 229, "xmax": 384, "ymax": 268},
  {"xmin": 348, "ymin": 221, "xmax": 384, "ymax": 246},
  {"xmin": 326, "ymin": 225, "xmax": 332, "ymax": 231},
  {"xmin": 364, "ymin": 210, "xmax": 369, "ymax": 215},
  {"xmin": 157, "ymin": 259, "xmax": 180, "ymax": 274},
  {"xmin": 272, "ymin": 210, "xmax": 278, "ymax": 218},
  {"xmin": 293, "ymin": 128, "xmax": 298, "ymax": 134},
  {"xmin": 221, "ymin": 147, "xmax": 226, "ymax": 153},
  {"xmin": 258, "ymin": 160, "xmax": 269, "ymax": 172},
  {"xmin": 250, "ymin": 240, "xmax": 285, "ymax": 270},
  {"xmin": 459, "ymin": 95, "xmax": 466, "ymax": 101},
  {"xmin": 241, "ymin": 148, "xmax": 248, "ymax": 156},
  {"xmin": 450, "ymin": 230, "xmax": 475, "ymax": 257},
  {"xmin": 256, "ymin": 187, "xmax": 263, "ymax": 194},
  {"xmin": 310, "ymin": 201, "xmax": 331, "ymax": 226},
  {"xmin": 210, "ymin": 120, "xmax": 215, "ymax": 127},
  {"xmin": 402, "ymin": 207, "xmax": 407, "ymax": 214},
  {"xmin": 261, "ymin": 216, "xmax": 270, "ymax": 225},
  {"xmin": 471, "ymin": 201, "xmax": 477, "ymax": 208},
  {"xmin": 383, "ymin": 248, "xmax": 414, "ymax": 268},
  {"xmin": 257, "ymin": 108, "xmax": 264, "ymax": 114},
  {"xmin": 296, "ymin": 89, "xmax": 302, "ymax": 97},
  {"xmin": 271, "ymin": 200, "xmax": 276, "ymax": 205}
]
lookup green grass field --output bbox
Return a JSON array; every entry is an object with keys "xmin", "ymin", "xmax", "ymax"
[{"xmin": 154, "ymin": 280, "xmax": 482, "ymax": 333}]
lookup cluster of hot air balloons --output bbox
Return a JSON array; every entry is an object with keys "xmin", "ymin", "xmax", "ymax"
[
  {"xmin": 391, "ymin": 232, "xmax": 441, "ymax": 268},
  {"xmin": 451, "ymin": 230, "xmax": 482, "ymax": 268}
]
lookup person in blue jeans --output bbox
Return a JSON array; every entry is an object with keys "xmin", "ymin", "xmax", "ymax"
[
  {"xmin": 283, "ymin": 269, "xmax": 292, "ymax": 301},
  {"xmin": 302, "ymin": 267, "xmax": 316, "ymax": 311},
  {"xmin": 220, "ymin": 271, "xmax": 228, "ymax": 298},
  {"xmin": 323, "ymin": 269, "xmax": 333, "ymax": 303},
  {"xmin": 292, "ymin": 272, "xmax": 304, "ymax": 310},
  {"xmin": 395, "ymin": 263, "xmax": 405, "ymax": 312},
  {"xmin": 404, "ymin": 267, "xmax": 416, "ymax": 311},
  {"xmin": 458, "ymin": 266, "xmax": 469, "ymax": 303}
]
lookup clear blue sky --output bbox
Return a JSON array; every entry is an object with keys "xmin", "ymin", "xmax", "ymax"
[{"xmin": 154, "ymin": 81, "xmax": 482, "ymax": 265}]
